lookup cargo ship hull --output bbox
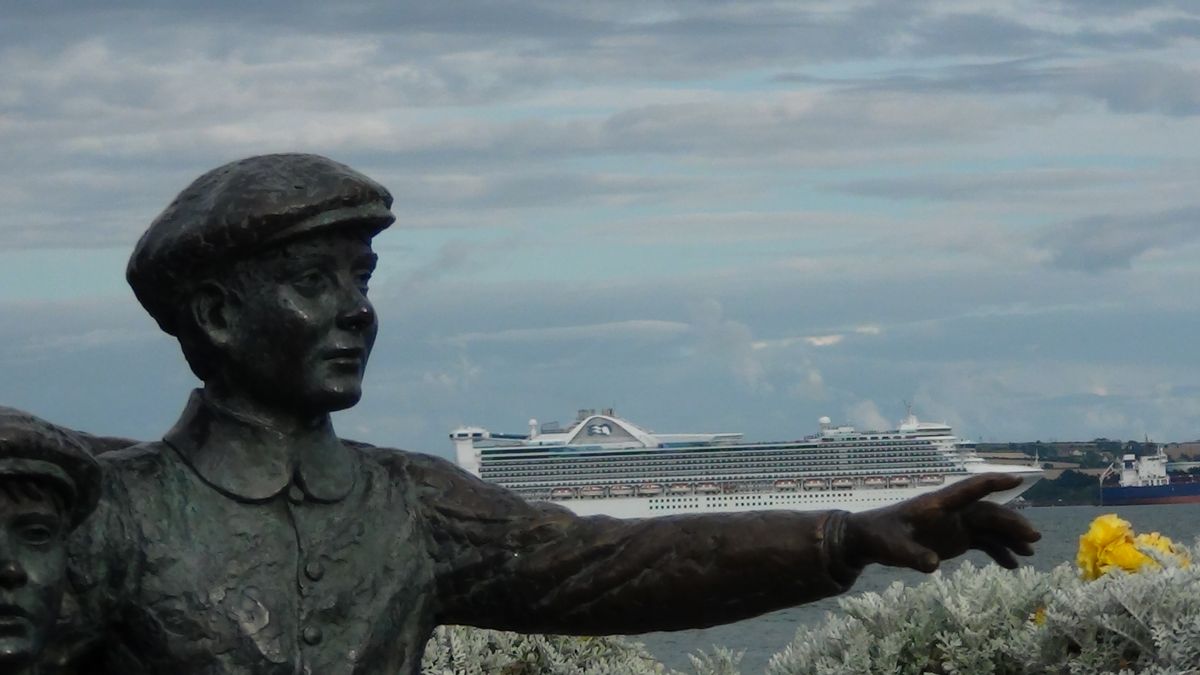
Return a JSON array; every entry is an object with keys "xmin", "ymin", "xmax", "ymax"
[{"xmin": 1101, "ymin": 482, "xmax": 1200, "ymax": 506}]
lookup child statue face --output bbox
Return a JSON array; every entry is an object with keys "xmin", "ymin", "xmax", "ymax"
[
  {"xmin": 0, "ymin": 481, "xmax": 67, "ymax": 668},
  {"xmin": 204, "ymin": 231, "xmax": 380, "ymax": 415}
]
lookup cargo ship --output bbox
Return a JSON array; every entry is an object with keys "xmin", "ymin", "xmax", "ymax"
[
  {"xmin": 450, "ymin": 408, "xmax": 1042, "ymax": 518},
  {"xmin": 1100, "ymin": 447, "xmax": 1200, "ymax": 505}
]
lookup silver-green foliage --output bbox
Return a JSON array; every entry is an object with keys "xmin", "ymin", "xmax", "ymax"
[
  {"xmin": 688, "ymin": 646, "xmax": 745, "ymax": 675},
  {"xmin": 768, "ymin": 546, "xmax": 1200, "ymax": 675},
  {"xmin": 421, "ymin": 626, "xmax": 678, "ymax": 675},
  {"xmin": 421, "ymin": 628, "xmax": 749, "ymax": 675},
  {"xmin": 421, "ymin": 546, "xmax": 1200, "ymax": 674}
]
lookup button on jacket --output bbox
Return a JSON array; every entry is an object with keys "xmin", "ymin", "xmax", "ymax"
[{"xmin": 51, "ymin": 391, "xmax": 859, "ymax": 674}]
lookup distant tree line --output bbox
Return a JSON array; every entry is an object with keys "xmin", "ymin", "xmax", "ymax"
[{"xmin": 1021, "ymin": 469, "xmax": 1100, "ymax": 506}]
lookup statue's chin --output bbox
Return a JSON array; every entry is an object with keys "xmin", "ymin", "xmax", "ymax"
[
  {"xmin": 311, "ymin": 386, "xmax": 363, "ymax": 414},
  {"xmin": 226, "ymin": 377, "xmax": 364, "ymax": 416},
  {"xmin": 0, "ymin": 637, "xmax": 34, "ymax": 667}
]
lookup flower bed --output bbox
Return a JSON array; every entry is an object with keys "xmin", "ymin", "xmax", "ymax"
[
  {"xmin": 769, "ymin": 516, "xmax": 1200, "ymax": 675},
  {"xmin": 421, "ymin": 626, "xmax": 678, "ymax": 674}
]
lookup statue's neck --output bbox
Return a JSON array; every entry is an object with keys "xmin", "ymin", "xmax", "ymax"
[
  {"xmin": 165, "ymin": 388, "xmax": 355, "ymax": 503},
  {"xmin": 201, "ymin": 384, "xmax": 332, "ymax": 439}
]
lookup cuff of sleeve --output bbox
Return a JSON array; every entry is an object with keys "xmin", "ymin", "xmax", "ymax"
[{"xmin": 822, "ymin": 510, "xmax": 863, "ymax": 588}]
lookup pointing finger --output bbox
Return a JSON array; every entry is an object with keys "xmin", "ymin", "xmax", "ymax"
[
  {"xmin": 975, "ymin": 534, "xmax": 1021, "ymax": 569},
  {"xmin": 964, "ymin": 502, "xmax": 1041, "ymax": 544},
  {"xmin": 937, "ymin": 473, "xmax": 1022, "ymax": 510},
  {"xmin": 1008, "ymin": 539, "xmax": 1036, "ymax": 557}
]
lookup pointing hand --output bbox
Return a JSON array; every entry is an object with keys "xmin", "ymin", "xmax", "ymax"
[{"xmin": 843, "ymin": 473, "xmax": 1041, "ymax": 572}]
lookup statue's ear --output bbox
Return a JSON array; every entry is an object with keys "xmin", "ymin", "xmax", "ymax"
[{"xmin": 189, "ymin": 281, "xmax": 238, "ymax": 350}]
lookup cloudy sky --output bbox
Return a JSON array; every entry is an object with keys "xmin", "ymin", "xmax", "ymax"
[{"xmin": 2, "ymin": 1, "xmax": 1198, "ymax": 457}]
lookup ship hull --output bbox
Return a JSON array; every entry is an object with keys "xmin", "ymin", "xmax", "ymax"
[
  {"xmin": 1100, "ymin": 482, "xmax": 1200, "ymax": 506},
  {"xmin": 549, "ymin": 470, "xmax": 1041, "ymax": 517}
]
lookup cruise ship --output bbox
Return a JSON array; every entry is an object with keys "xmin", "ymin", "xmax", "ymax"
[{"xmin": 451, "ymin": 409, "xmax": 1043, "ymax": 517}]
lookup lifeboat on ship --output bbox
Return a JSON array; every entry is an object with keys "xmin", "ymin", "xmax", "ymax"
[
  {"xmin": 889, "ymin": 476, "xmax": 912, "ymax": 487},
  {"xmin": 774, "ymin": 479, "xmax": 798, "ymax": 491},
  {"xmin": 668, "ymin": 483, "xmax": 693, "ymax": 495},
  {"xmin": 550, "ymin": 487, "xmax": 576, "ymax": 499},
  {"xmin": 695, "ymin": 482, "xmax": 720, "ymax": 494},
  {"xmin": 802, "ymin": 479, "xmax": 829, "ymax": 491},
  {"xmin": 609, "ymin": 485, "xmax": 635, "ymax": 497},
  {"xmin": 831, "ymin": 477, "xmax": 854, "ymax": 490},
  {"xmin": 918, "ymin": 474, "xmax": 945, "ymax": 486},
  {"xmin": 637, "ymin": 483, "xmax": 663, "ymax": 496},
  {"xmin": 863, "ymin": 476, "xmax": 887, "ymax": 489},
  {"xmin": 579, "ymin": 486, "xmax": 605, "ymax": 498}
]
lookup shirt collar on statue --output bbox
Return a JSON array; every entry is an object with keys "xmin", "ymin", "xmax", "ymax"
[{"xmin": 163, "ymin": 389, "xmax": 356, "ymax": 504}]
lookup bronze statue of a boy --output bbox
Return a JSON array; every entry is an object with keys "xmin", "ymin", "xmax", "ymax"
[
  {"xmin": 0, "ymin": 408, "xmax": 100, "ymax": 675},
  {"xmin": 43, "ymin": 154, "xmax": 1038, "ymax": 674}
]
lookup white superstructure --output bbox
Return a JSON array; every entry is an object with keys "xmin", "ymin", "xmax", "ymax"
[
  {"xmin": 1105, "ymin": 448, "xmax": 1170, "ymax": 488},
  {"xmin": 451, "ymin": 408, "xmax": 1042, "ymax": 517}
]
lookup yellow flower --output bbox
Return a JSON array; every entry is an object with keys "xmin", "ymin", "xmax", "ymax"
[
  {"xmin": 1135, "ymin": 531, "xmax": 1190, "ymax": 567},
  {"xmin": 1104, "ymin": 539, "xmax": 1152, "ymax": 573},
  {"xmin": 1077, "ymin": 514, "xmax": 1188, "ymax": 580},
  {"xmin": 1078, "ymin": 514, "xmax": 1135, "ymax": 580},
  {"xmin": 1030, "ymin": 607, "xmax": 1046, "ymax": 625}
]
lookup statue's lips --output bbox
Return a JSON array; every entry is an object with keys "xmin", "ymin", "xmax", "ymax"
[
  {"xmin": 0, "ymin": 605, "xmax": 30, "ymax": 636},
  {"xmin": 322, "ymin": 347, "xmax": 365, "ymax": 366}
]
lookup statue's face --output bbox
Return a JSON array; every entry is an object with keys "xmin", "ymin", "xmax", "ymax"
[
  {"xmin": 216, "ymin": 231, "xmax": 379, "ymax": 415},
  {"xmin": 0, "ymin": 484, "xmax": 67, "ymax": 668}
]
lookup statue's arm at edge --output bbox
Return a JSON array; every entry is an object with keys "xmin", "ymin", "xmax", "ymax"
[{"xmin": 399, "ymin": 451, "xmax": 863, "ymax": 635}]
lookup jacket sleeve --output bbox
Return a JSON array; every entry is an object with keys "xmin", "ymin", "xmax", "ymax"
[{"xmin": 407, "ymin": 452, "xmax": 862, "ymax": 634}]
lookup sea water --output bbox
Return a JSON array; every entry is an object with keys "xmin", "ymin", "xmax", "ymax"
[{"xmin": 637, "ymin": 503, "xmax": 1200, "ymax": 673}]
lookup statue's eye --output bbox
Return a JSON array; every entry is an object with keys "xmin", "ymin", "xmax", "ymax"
[
  {"xmin": 18, "ymin": 523, "xmax": 57, "ymax": 546},
  {"xmin": 355, "ymin": 271, "xmax": 372, "ymax": 294},
  {"xmin": 291, "ymin": 269, "xmax": 329, "ymax": 294}
]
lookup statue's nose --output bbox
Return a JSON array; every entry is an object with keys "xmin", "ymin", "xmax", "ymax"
[
  {"xmin": 336, "ymin": 293, "xmax": 376, "ymax": 332},
  {"xmin": 0, "ymin": 559, "xmax": 28, "ymax": 589}
]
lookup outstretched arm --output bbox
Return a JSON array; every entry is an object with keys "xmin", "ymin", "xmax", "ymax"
[
  {"xmin": 413, "ymin": 453, "xmax": 859, "ymax": 634},
  {"xmin": 410, "ymin": 454, "xmax": 1038, "ymax": 635}
]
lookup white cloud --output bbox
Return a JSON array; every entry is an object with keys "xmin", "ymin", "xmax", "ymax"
[
  {"xmin": 789, "ymin": 366, "xmax": 828, "ymax": 401},
  {"xmin": 805, "ymin": 334, "xmax": 844, "ymax": 347},
  {"xmin": 846, "ymin": 400, "xmax": 892, "ymax": 431},
  {"xmin": 419, "ymin": 355, "xmax": 482, "ymax": 392},
  {"xmin": 17, "ymin": 327, "xmax": 155, "ymax": 358},
  {"xmin": 448, "ymin": 319, "xmax": 690, "ymax": 345},
  {"xmin": 686, "ymin": 299, "xmax": 772, "ymax": 393}
]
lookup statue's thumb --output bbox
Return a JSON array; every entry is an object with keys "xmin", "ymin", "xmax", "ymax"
[{"xmin": 896, "ymin": 539, "xmax": 940, "ymax": 573}]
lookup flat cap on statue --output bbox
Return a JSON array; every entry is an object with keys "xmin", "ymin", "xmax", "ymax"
[
  {"xmin": 0, "ymin": 407, "xmax": 102, "ymax": 528},
  {"xmin": 126, "ymin": 153, "xmax": 395, "ymax": 334}
]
